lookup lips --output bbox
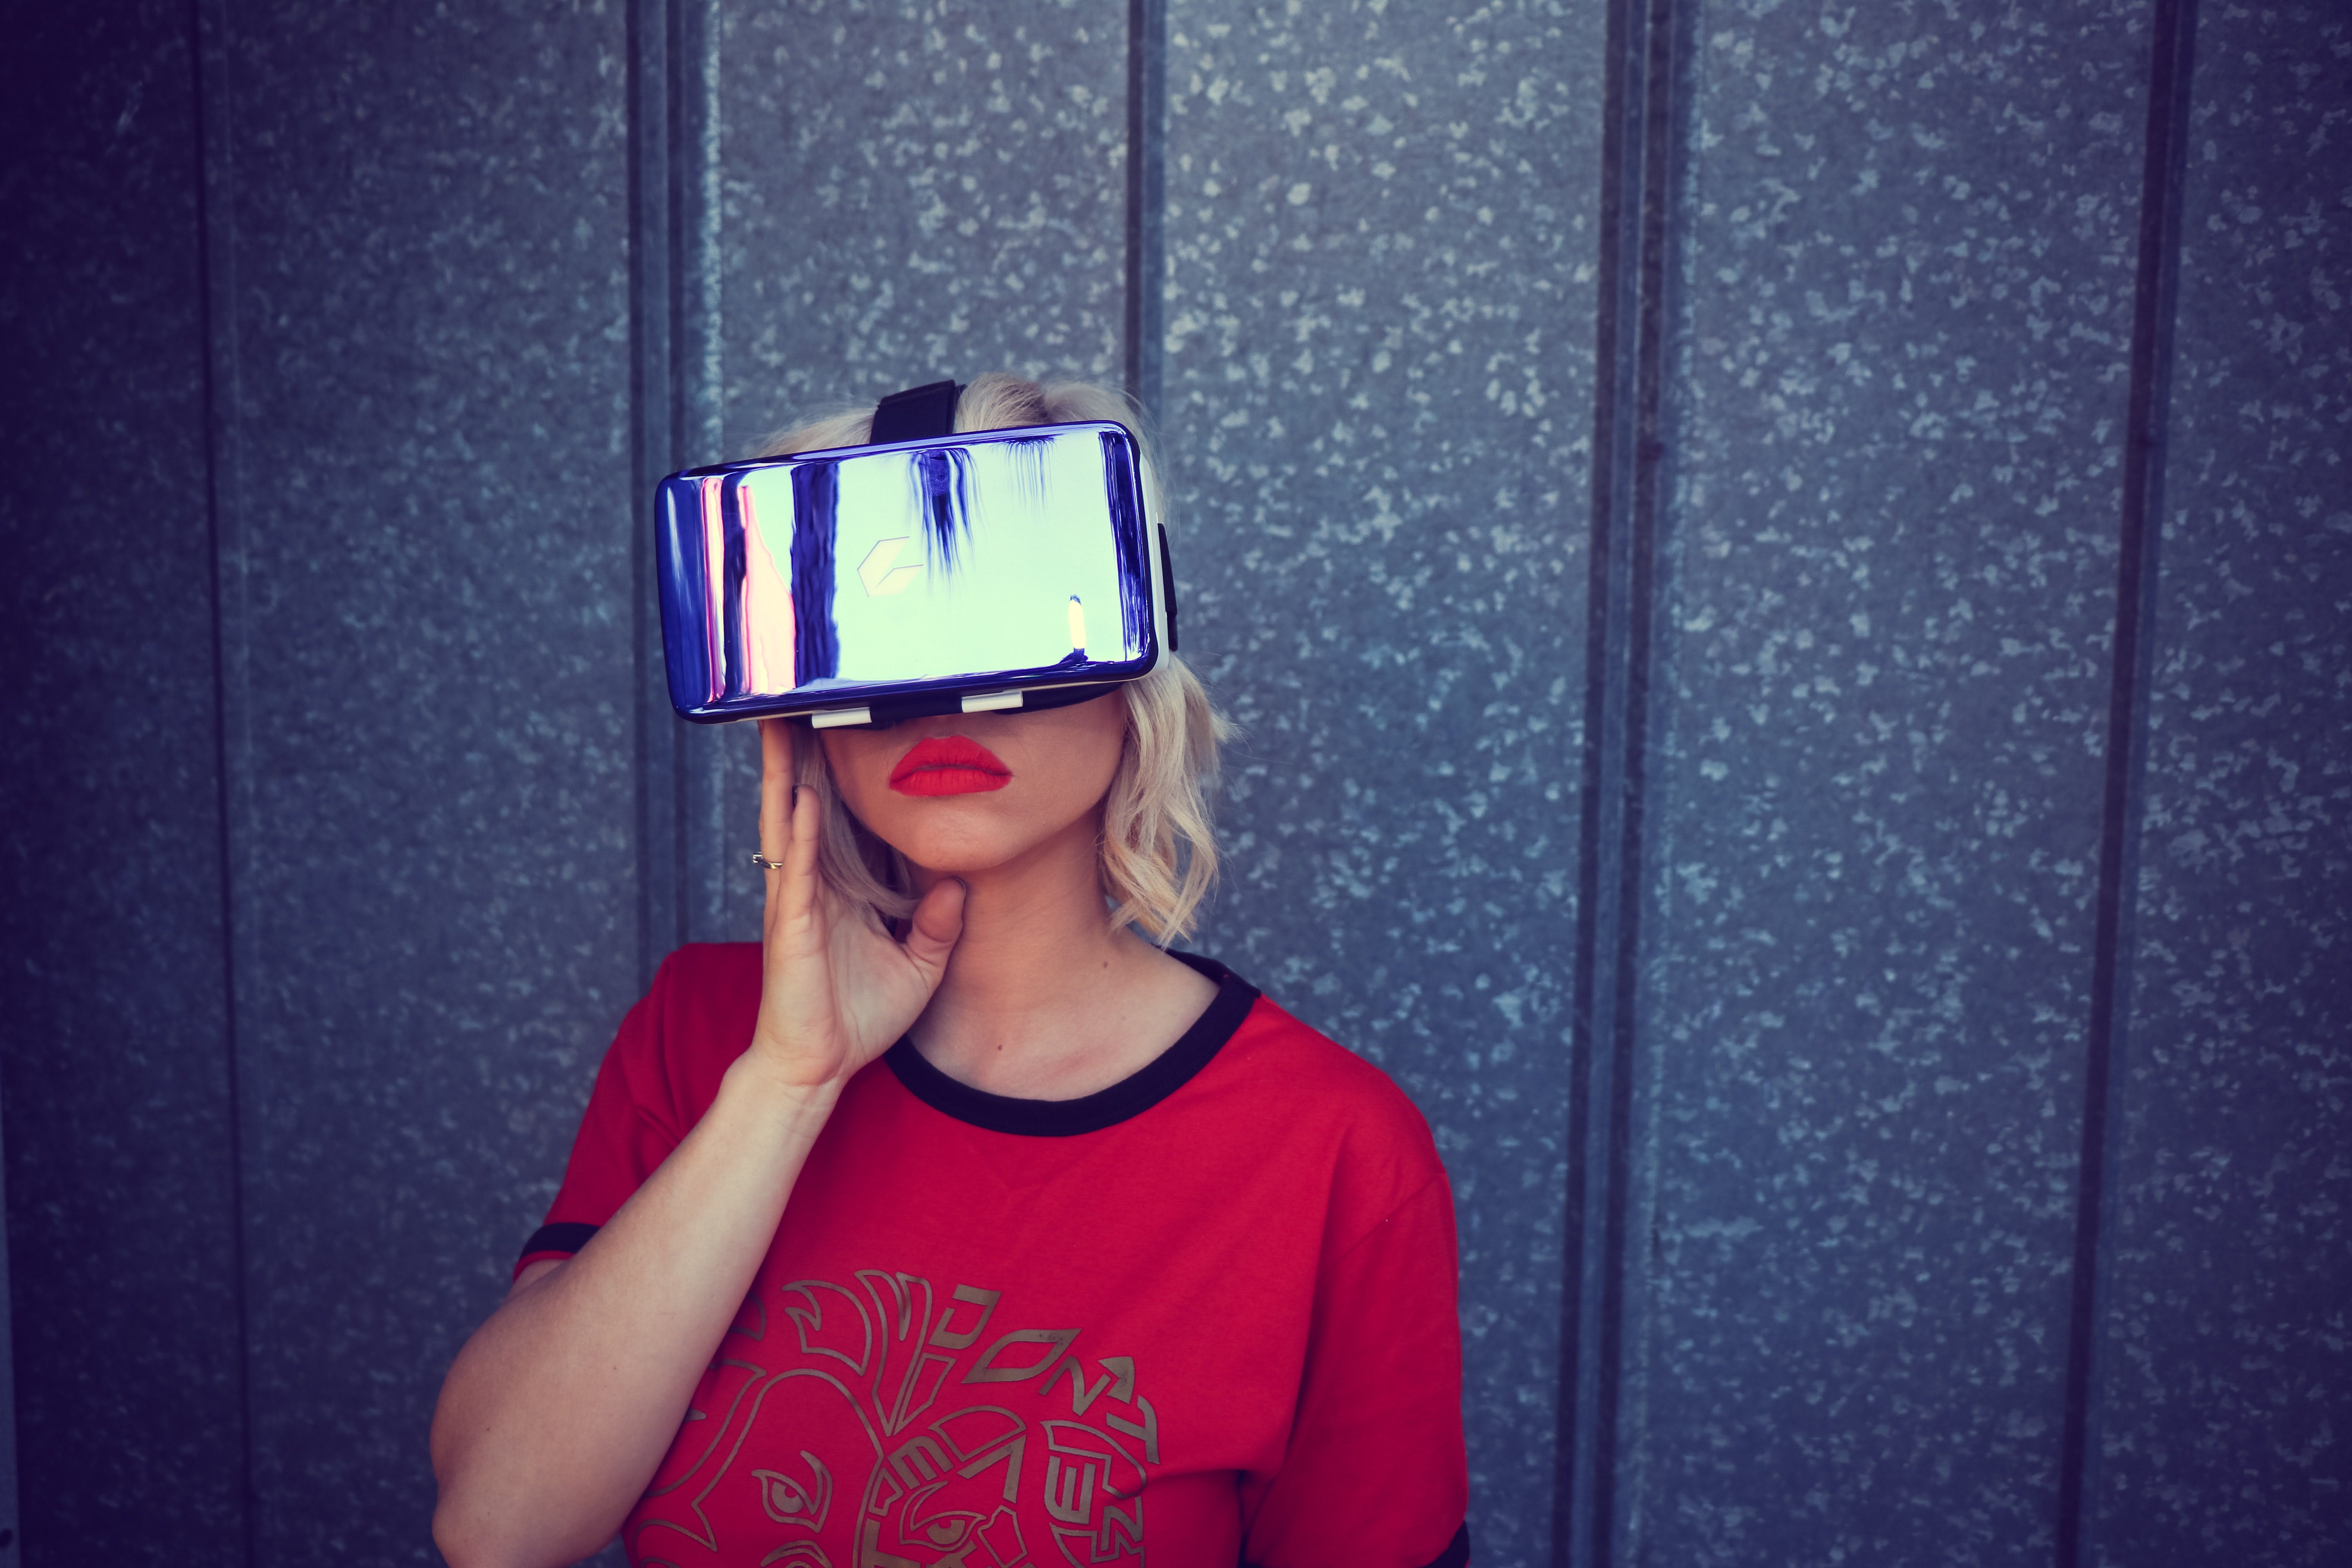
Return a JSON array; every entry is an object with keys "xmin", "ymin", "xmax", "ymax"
[{"xmin": 889, "ymin": 733, "xmax": 1013, "ymax": 797}]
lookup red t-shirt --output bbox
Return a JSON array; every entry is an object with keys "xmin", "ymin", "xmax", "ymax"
[{"xmin": 523, "ymin": 944, "xmax": 1470, "ymax": 1568}]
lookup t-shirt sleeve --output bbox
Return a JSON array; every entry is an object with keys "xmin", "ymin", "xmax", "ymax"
[
  {"xmin": 513, "ymin": 955, "xmax": 702, "ymax": 1276},
  {"xmin": 1240, "ymin": 1165, "xmax": 1472, "ymax": 1568}
]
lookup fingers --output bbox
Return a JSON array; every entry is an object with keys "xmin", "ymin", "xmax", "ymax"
[
  {"xmin": 779, "ymin": 777, "xmax": 824, "ymax": 934},
  {"xmin": 900, "ymin": 876, "xmax": 967, "ymax": 979},
  {"xmin": 757, "ymin": 719, "xmax": 795, "ymax": 869}
]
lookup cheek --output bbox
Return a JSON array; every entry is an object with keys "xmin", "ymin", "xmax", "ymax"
[
  {"xmin": 1030, "ymin": 702, "xmax": 1130, "ymax": 808},
  {"xmin": 817, "ymin": 731, "xmax": 897, "ymax": 820},
  {"xmin": 1074, "ymin": 727, "xmax": 1129, "ymax": 806}
]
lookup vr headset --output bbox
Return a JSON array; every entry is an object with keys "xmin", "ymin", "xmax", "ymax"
[{"xmin": 654, "ymin": 379, "xmax": 1178, "ymax": 730}]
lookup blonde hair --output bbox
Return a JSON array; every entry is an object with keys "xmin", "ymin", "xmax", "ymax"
[{"xmin": 751, "ymin": 373, "xmax": 1232, "ymax": 944}]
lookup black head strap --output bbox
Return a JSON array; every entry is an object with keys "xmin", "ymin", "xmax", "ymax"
[{"xmin": 870, "ymin": 380, "xmax": 962, "ymax": 444}]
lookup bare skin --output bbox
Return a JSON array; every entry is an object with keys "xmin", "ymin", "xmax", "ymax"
[
  {"xmin": 428, "ymin": 695, "xmax": 1213, "ymax": 1568},
  {"xmin": 820, "ymin": 697, "xmax": 1215, "ymax": 1100}
]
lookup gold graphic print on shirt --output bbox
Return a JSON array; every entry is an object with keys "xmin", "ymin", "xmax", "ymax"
[{"xmin": 631, "ymin": 1268, "xmax": 1160, "ymax": 1568}]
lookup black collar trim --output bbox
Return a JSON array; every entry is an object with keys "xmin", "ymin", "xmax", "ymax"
[{"xmin": 882, "ymin": 951, "xmax": 1259, "ymax": 1137}]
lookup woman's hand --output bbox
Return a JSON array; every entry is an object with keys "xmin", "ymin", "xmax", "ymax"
[
  {"xmin": 745, "ymin": 718, "xmax": 966, "ymax": 1090},
  {"xmin": 432, "ymin": 726, "xmax": 961, "ymax": 1568}
]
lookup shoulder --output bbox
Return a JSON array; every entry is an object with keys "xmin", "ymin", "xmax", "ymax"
[
  {"xmin": 1174, "ymin": 955, "xmax": 1402, "ymax": 1101},
  {"xmin": 653, "ymin": 938, "xmax": 762, "ymax": 989},
  {"xmin": 643, "ymin": 940, "xmax": 762, "ymax": 1029},
  {"xmin": 1188, "ymin": 974, "xmax": 1450, "ymax": 1236},
  {"xmin": 1225, "ymin": 994, "xmax": 1431, "ymax": 1134},
  {"xmin": 530, "ymin": 943, "xmax": 764, "ymax": 1237},
  {"xmin": 607, "ymin": 941, "xmax": 762, "ymax": 1099}
]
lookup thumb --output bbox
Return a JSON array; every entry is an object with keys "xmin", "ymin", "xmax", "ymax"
[{"xmin": 900, "ymin": 877, "xmax": 967, "ymax": 979}]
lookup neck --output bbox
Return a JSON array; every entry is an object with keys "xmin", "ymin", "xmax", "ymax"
[
  {"xmin": 911, "ymin": 809, "xmax": 1127, "ymax": 1031},
  {"xmin": 904, "ymin": 811, "xmax": 1188, "ymax": 1097}
]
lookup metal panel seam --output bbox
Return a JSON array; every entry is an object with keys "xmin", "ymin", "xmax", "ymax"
[
  {"xmin": 1554, "ymin": 0, "xmax": 1635, "ymax": 1544},
  {"xmin": 1558, "ymin": 0, "xmax": 1688, "ymax": 1563},
  {"xmin": 189, "ymin": 0, "xmax": 257, "ymax": 1555},
  {"xmin": 1600, "ymin": 3, "xmax": 1697, "ymax": 1562},
  {"xmin": 675, "ymin": 0, "xmax": 729, "ymax": 946},
  {"xmin": 666, "ymin": 0, "xmax": 695, "ymax": 956},
  {"xmin": 2055, "ymin": 3, "xmax": 2201, "ymax": 1564},
  {"xmin": 632, "ymin": 0, "xmax": 684, "ymax": 993},
  {"xmin": 1124, "ymin": 0, "xmax": 1167, "ymax": 425}
]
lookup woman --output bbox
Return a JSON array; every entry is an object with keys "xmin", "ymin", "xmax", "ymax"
[{"xmin": 430, "ymin": 376, "xmax": 1470, "ymax": 1568}]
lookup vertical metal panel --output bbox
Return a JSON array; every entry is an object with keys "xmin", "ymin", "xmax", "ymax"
[
  {"xmin": 1555, "ymin": 0, "xmax": 1681, "ymax": 1559},
  {"xmin": 7, "ymin": 5, "xmax": 2344, "ymax": 1566},
  {"xmin": 2092, "ymin": 4, "xmax": 2352, "ymax": 1562},
  {"xmin": 204, "ymin": 1, "xmax": 637, "ymax": 1554},
  {"xmin": 0, "ymin": 1079, "xmax": 13, "ymax": 1565},
  {"xmin": 1126, "ymin": 0, "xmax": 1169, "ymax": 417},
  {"xmin": 1622, "ymin": 2, "xmax": 2152, "ymax": 1561},
  {"xmin": 672, "ymin": 0, "xmax": 746, "ymax": 951},
  {"xmin": 0, "ymin": 3, "xmax": 250, "ymax": 1561},
  {"xmin": 1161, "ymin": 5, "xmax": 1601, "ymax": 1562},
  {"xmin": 676, "ymin": 0, "xmax": 1138, "ymax": 946},
  {"xmin": 2054, "ymin": 0, "xmax": 2196, "ymax": 1558},
  {"xmin": 713, "ymin": 0, "xmax": 1131, "ymax": 446},
  {"xmin": 630, "ymin": 0, "xmax": 688, "ymax": 995}
]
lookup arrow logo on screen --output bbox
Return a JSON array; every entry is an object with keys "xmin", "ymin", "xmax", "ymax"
[{"xmin": 857, "ymin": 537, "xmax": 922, "ymax": 597}]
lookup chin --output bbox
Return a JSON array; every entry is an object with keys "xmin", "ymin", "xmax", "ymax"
[
  {"xmin": 903, "ymin": 833, "xmax": 1049, "ymax": 880},
  {"xmin": 867, "ymin": 803, "xmax": 1097, "ymax": 883}
]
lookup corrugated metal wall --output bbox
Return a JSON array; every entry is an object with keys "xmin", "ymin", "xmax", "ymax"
[{"xmin": 1, "ymin": 0, "xmax": 2342, "ymax": 1563}]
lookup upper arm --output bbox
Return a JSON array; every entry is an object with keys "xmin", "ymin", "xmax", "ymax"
[
  {"xmin": 508, "ymin": 1256, "xmax": 565, "ymax": 1300},
  {"xmin": 507, "ymin": 956, "xmax": 705, "ymax": 1287}
]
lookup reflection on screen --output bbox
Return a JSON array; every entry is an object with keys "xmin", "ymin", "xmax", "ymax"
[{"xmin": 693, "ymin": 426, "xmax": 1147, "ymax": 703}]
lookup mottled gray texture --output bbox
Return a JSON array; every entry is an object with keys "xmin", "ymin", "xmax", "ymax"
[
  {"xmin": 2092, "ymin": 6, "xmax": 2352, "ymax": 1563},
  {"xmin": 1163, "ymin": 4, "xmax": 1599, "ymax": 1560},
  {"xmin": 681, "ymin": 0, "xmax": 1137, "ymax": 947},
  {"xmin": 0, "ymin": 5, "xmax": 250, "ymax": 1561},
  {"xmin": 17, "ymin": 0, "xmax": 2352, "ymax": 1563},
  {"xmin": 715, "ymin": 0, "xmax": 1130, "ymax": 446},
  {"xmin": 1625, "ymin": 3, "xmax": 2149, "ymax": 1561},
  {"xmin": 206, "ymin": 2, "xmax": 636, "ymax": 1557}
]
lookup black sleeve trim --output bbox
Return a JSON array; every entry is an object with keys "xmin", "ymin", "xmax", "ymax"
[
  {"xmin": 1241, "ymin": 1521, "xmax": 1467, "ymax": 1568},
  {"xmin": 517, "ymin": 1221, "xmax": 600, "ymax": 1264},
  {"xmin": 1422, "ymin": 1522, "xmax": 1470, "ymax": 1568}
]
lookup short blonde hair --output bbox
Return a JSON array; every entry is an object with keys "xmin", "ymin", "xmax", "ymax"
[{"xmin": 751, "ymin": 373, "xmax": 1232, "ymax": 945}]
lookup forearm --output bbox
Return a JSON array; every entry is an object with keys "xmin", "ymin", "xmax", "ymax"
[{"xmin": 430, "ymin": 1058, "xmax": 840, "ymax": 1568}]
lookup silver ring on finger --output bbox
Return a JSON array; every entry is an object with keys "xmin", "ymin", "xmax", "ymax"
[{"xmin": 749, "ymin": 851, "xmax": 787, "ymax": 871}]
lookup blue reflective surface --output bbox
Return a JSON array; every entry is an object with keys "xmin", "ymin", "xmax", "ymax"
[{"xmin": 657, "ymin": 421, "xmax": 1161, "ymax": 722}]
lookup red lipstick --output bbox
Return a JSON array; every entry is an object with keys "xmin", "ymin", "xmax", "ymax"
[{"xmin": 889, "ymin": 734, "xmax": 1013, "ymax": 797}]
